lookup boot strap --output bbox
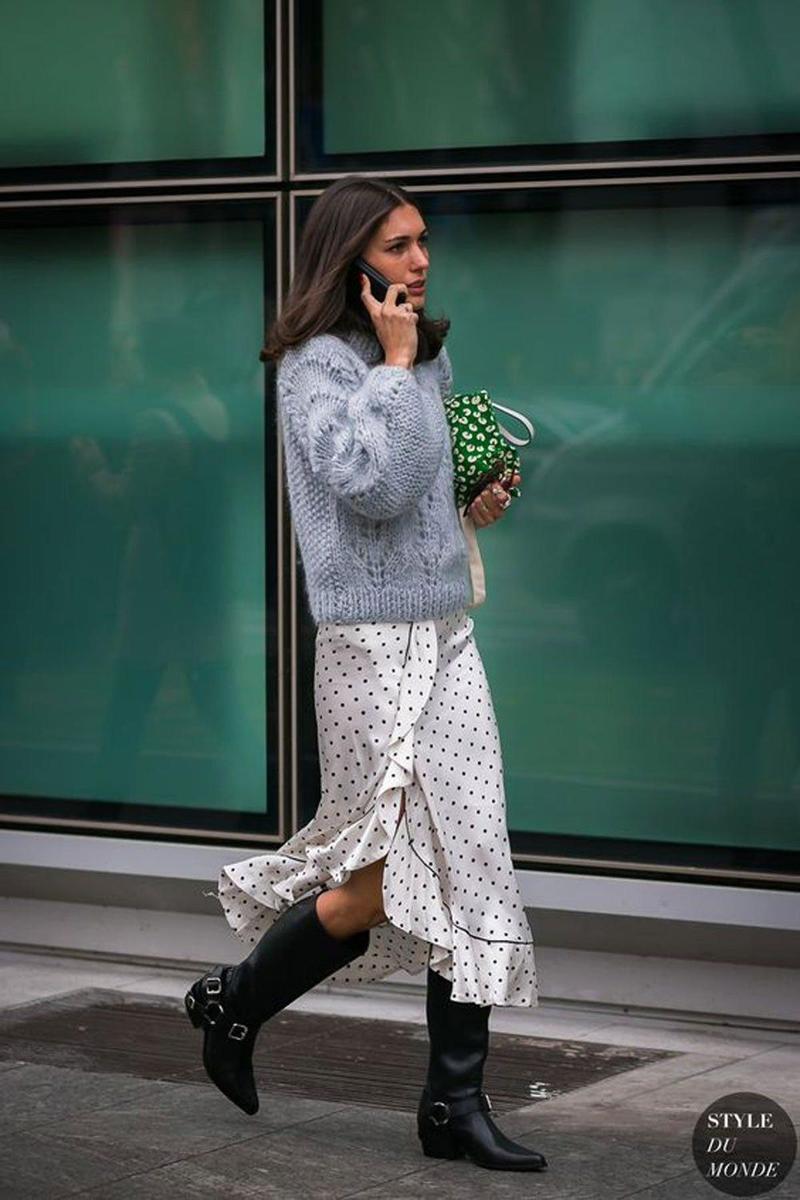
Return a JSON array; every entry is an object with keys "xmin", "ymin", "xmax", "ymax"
[
  {"xmin": 427, "ymin": 1090, "xmax": 493, "ymax": 1126},
  {"xmin": 186, "ymin": 971, "xmax": 250, "ymax": 1041}
]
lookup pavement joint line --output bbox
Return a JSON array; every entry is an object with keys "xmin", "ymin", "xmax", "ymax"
[
  {"xmin": 335, "ymin": 1159, "xmax": 459, "ymax": 1199},
  {"xmin": 599, "ymin": 1036, "xmax": 800, "ymax": 1100},
  {"xmin": 498, "ymin": 1052, "xmax": 744, "ymax": 1121},
  {"xmin": 65, "ymin": 1105, "xmax": 451, "ymax": 1200},
  {"xmin": 61, "ymin": 1098, "xmax": 359, "ymax": 1199},
  {"xmin": 0, "ymin": 1061, "xmax": 31, "ymax": 1077},
  {"xmin": 566, "ymin": 1014, "xmax": 800, "ymax": 1040},
  {"xmin": 0, "ymin": 1073, "xmax": 158, "ymax": 1137},
  {"xmin": 616, "ymin": 1165, "xmax": 701, "ymax": 1199},
  {"xmin": 1, "ymin": 1065, "xmax": 356, "ymax": 1140}
]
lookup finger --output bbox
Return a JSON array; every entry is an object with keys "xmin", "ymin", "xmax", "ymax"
[
  {"xmin": 471, "ymin": 492, "xmax": 498, "ymax": 523},
  {"xmin": 385, "ymin": 282, "xmax": 407, "ymax": 305},
  {"xmin": 359, "ymin": 273, "xmax": 381, "ymax": 312},
  {"xmin": 483, "ymin": 484, "xmax": 507, "ymax": 514},
  {"xmin": 488, "ymin": 475, "xmax": 514, "ymax": 503}
]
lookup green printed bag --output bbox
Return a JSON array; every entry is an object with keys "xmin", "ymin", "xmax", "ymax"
[{"xmin": 442, "ymin": 389, "xmax": 535, "ymax": 515}]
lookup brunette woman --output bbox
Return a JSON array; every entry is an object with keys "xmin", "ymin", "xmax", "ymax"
[{"xmin": 186, "ymin": 175, "xmax": 547, "ymax": 1172}]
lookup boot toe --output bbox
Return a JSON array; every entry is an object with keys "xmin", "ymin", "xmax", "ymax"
[
  {"xmin": 458, "ymin": 1114, "xmax": 548, "ymax": 1171},
  {"xmin": 211, "ymin": 1071, "xmax": 259, "ymax": 1116},
  {"xmin": 201, "ymin": 1034, "xmax": 259, "ymax": 1115}
]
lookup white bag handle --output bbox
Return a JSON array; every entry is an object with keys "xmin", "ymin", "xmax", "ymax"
[{"xmin": 491, "ymin": 401, "xmax": 535, "ymax": 448}]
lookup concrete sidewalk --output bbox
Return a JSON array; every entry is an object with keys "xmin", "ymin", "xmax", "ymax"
[{"xmin": 0, "ymin": 946, "xmax": 798, "ymax": 1199}]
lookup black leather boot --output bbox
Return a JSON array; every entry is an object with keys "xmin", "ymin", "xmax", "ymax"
[
  {"xmin": 185, "ymin": 891, "xmax": 369, "ymax": 1115},
  {"xmin": 417, "ymin": 966, "xmax": 548, "ymax": 1171}
]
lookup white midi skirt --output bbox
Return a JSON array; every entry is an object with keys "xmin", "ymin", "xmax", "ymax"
[{"xmin": 215, "ymin": 608, "xmax": 538, "ymax": 1007}]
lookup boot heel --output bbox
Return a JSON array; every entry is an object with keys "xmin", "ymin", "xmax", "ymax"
[{"xmin": 418, "ymin": 1123, "xmax": 465, "ymax": 1160}]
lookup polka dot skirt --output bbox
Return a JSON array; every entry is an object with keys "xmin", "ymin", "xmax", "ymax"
[{"xmin": 215, "ymin": 609, "xmax": 538, "ymax": 1007}]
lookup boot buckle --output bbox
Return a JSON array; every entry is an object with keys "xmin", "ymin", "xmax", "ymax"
[
  {"xmin": 484, "ymin": 1090, "xmax": 493, "ymax": 1112},
  {"xmin": 204, "ymin": 975, "xmax": 223, "ymax": 996},
  {"xmin": 428, "ymin": 1100, "xmax": 450, "ymax": 1127},
  {"xmin": 203, "ymin": 1000, "xmax": 225, "ymax": 1026},
  {"xmin": 228, "ymin": 1022, "xmax": 249, "ymax": 1041}
]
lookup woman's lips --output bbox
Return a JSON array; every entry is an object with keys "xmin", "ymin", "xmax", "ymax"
[{"xmin": 408, "ymin": 281, "xmax": 426, "ymax": 291}]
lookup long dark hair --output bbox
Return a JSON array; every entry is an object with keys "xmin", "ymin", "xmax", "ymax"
[{"xmin": 260, "ymin": 176, "xmax": 449, "ymax": 364}]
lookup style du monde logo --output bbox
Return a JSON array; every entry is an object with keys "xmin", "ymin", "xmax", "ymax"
[{"xmin": 692, "ymin": 1092, "xmax": 797, "ymax": 1195}]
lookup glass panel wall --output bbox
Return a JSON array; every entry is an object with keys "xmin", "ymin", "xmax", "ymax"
[
  {"xmin": 294, "ymin": 183, "xmax": 800, "ymax": 879},
  {"xmin": 0, "ymin": 204, "xmax": 278, "ymax": 838},
  {"xmin": 422, "ymin": 187, "xmax": 800, "ymax": 865},
  {"xmin": 3, "ymin": 1, "xmax": 798, "ymax": 877},
  {"xmin": 0, "ymin": 0, "xmax": 272, "ymax": 178},
  {"xmin": 296, "ymin": 0, "xmax": 800, "ymax": 172}
]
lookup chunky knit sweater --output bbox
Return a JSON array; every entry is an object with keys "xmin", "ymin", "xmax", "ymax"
[{"xmin": 276, "ymin": 325, "xmax": 472, "ymax": 623}]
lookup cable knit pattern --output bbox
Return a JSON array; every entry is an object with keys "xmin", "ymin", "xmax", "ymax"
[{"xmin": 277, "ymin": 326, "xmax": 472, "ymax": 623}]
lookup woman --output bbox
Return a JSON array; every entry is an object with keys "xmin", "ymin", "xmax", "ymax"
[{"xmin": 185, "ymin": 175, "xmax": 547, "ymax": 1173}]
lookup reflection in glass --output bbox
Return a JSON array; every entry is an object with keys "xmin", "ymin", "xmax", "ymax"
[
  {"xmin": 424, "ymin": 201, "xmax": 800, "ymax": 853},
  {"xmin": 323, "ymin": 0, "xmax": 800, "ymax": 155},
  {"xmin": 0, "ymin": 220, "xmax": 266, "ymax": 813},
  {"xmin": 0, "ymin": 0, "xmax": 265, "ymax": 168}
]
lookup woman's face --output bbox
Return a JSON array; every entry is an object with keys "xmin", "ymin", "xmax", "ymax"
[{"xmin": 362, "ymin": 203, "xmax": 429, "ymax": 310}]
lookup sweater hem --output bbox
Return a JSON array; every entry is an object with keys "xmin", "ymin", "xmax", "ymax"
[{"xmin": 311, "ymin": 581, "xmax": 472, "ymax": 625}]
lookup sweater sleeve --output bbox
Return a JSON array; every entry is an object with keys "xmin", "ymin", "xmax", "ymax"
[
  {"xmin": 278, "ymin": 336, "xmax": 448, "ymax": 521},
  {"xmin": 437, "ymin": 343, "xmax": 454, "ymax": 398}
]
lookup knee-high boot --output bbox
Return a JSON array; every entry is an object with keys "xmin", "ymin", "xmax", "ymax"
[
  {"xmin": 185, "ymin": 892, "xmax": 369, "ymax": 1115},
  {"xmin": 417, "ymin": 966, "xmax": 548, "ymax": 1171}
]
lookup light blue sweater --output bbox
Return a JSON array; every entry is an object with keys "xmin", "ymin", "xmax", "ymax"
[{"xmin": 276, "ymin": 325, "xmax": 472, "ymax": 623}]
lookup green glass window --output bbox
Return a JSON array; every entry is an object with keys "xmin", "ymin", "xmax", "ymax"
[
  {"xmin": 297, "ymin": 0, "xmax": 800, "ymax": 169},
  {"xmin": 0, "ymin": 207, "xmax": 276, "ymax": 835},
  {"xmin": 411, "ymin": 187, "xmax": 800, "ymax": 864},
  {"xmin": 0, "ymin": 0, "xmax": 267, "ymax": 170}
]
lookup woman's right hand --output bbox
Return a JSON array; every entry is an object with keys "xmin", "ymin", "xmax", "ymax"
[{"xmin": 360, "ymin": 273, "xmax": 418, "ymax": 369}]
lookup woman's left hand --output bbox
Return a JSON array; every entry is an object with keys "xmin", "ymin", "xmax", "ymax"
[{"xmin": 467, "ymin": 471, "xmax": 521, "ymax": 527}]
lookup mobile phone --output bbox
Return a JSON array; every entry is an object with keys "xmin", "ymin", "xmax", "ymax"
[{"xmin": 353, "ymin": 256, "xmax": 407, "ymax": 305}]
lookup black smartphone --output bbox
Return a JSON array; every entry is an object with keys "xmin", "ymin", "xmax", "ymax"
[{"xmin": 353, "ymin": 256, "xmax": 407, "ymax": 305}]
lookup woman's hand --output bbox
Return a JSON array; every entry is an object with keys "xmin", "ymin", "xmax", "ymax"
[
  {"xmin": 467, "ymin": 470, "xmax": 521, "ymax": 527},
  {"xmin": 360, "ymin": 273, "xmax": 418, "ymax": 369}
]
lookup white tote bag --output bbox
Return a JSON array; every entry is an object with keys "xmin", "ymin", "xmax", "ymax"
[{"xmin": 459, "ymin": 509, "xmax": 486, "ymax": 608}]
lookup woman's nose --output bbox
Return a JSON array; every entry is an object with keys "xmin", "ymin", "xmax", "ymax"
[{"xmin": 411, "ymin": 243, "xmax": 429, "ymax": 268}]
